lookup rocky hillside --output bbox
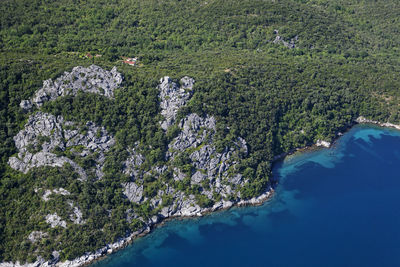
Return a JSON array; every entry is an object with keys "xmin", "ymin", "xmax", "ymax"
[
  {"xmin": 2, "ymin": 65, "xmax": 272, "ymax": 266},
  {"xmin": 1, "ymin": 0, "xmax": 400, "ymax": 265},
  {"xmin": 9, "ymin": 112, "xmax": 115, "ymax": 181}
]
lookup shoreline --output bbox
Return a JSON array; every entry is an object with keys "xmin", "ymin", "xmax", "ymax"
[
  {"xmin": 355, "ymin": 116, "xmax": 400, "ymax": 131},
  {"xmin": 77, "ymin": 186, "xmax": 275, "ymax": 267},
  {"xmin": 73, "ymin": 116, "xmax": 400, "ymax": 267},
  {"xmin": 3, "ymin": 116, "xmax": 400, "ymax": 267}
]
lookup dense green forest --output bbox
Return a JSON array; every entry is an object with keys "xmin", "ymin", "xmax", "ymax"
[{"xmin": 1, "ymin": 0, "xmax": 399, "ymax": 263}]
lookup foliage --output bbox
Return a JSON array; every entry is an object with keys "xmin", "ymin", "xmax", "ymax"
[{"xmin": 0, "ymin": 0, "xmax": 399, "ymax": 263}]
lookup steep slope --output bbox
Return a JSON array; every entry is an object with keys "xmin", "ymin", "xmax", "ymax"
[{"xmin": 0, "ymin": 0, "xmax": 399, "ymax": 265}]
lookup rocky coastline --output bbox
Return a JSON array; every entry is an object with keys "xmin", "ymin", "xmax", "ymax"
[
  {"xmin": 273, "ymin": 116, "xmax": 400, "ymax": 164},
  {"xmin": 355, "ymin": 116, "xmax": 400, "ymax": 131},
  {"xmin": 0, "ymin": 186, "xmax": 274, "ymax": 267},
  {"xmin": 3, "ymin": 117, "xmax": 399, "ymax": 267},
  {"xmin": 68, "ymin": 187, "xmax": 274, "ymax": 267},
  {"xmin": 3, "ymin": 65, "xmax": 400, "ymax": 267},
  {"xmin": 0, "ymin": 67, "xmax": 274, "ymax": 267}
]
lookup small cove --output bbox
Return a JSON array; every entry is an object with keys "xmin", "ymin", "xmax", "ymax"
[{"xmin": 93, "ymin": 125, "xmax": 400, "ymax": 267}]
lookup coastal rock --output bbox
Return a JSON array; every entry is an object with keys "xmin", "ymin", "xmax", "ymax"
[
  {"xmin": 2, "ymin": 73, "xmax": 273, "ymax": 267},
  {"xmin": 158, "ymin": 76, "xmax": 194, "ymax": 130},
  {"xmin": 211, "ymin": 200, "xmax": 234, "ymax": 211},
  {"xmin": 356, "ymin": 116, "xmax": 400, "ymax": 130},
  {"xmin": 56, "ymin": 228, "xmax": 150, "ymax": 267},
  {"xmin": 172, "ymin": 193, "xmax": 203, "ymax": 217},
  {"xmin": 238, "ymin": 187, "xmax": 273, "ymax": 206},
  {"xmin": 49, "ymin": 251, "xmax": 60, "ymax": 266},
  {"xmin": 316, "ymin": 139, "xmax": 331, "ymax": 148},
  {"xmin": 21, "ymin": 65, "xmax": 123, "ymax": 109}
]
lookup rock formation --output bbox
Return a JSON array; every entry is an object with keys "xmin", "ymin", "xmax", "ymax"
[
  {"xmin": 158, "ymin": 76, "xmax": 194, "ymax": 130},
  {"xmin": 121, "ymin": 76, "xmax": 252, "ymax": 217},
  {"xmin": 28, "ymin": 231, "xmax": 48, "ymax": 243},
  {"xmin": 21, "ymin": 65, "xmax": 123, "ymax": 109},
  {"xmin": 40, "ymin": 188, "xmax": 71, "ymax": 201},
  {"xmin": 167, "ymin": 113, "xmax": 248, "ymax": 198},
  {"xmin": 45, "ymin": 213, "xmax": 67, "ymax": 228},
  {"xmin": 4, "ymin": 71, "xmax": 273, "ymax": 267},
  {"xmin": 273, "ymin": 29, "xmax": 298, "ymax": 49},
  {"xmin": 8, "ymin": 112, "xmax": 115, "ymax": 180},
  {"xmin": 123, "ymin": 145, "xmax": 145, "ymax": 180},
  {"xmin": 123, "ymin": 182, "xmax": 144, "ymax": 203},
  {"xmin": 68, "ymin": 201, "xmax": 85, "ymax": 225}
]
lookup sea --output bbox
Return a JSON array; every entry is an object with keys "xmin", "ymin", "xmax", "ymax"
[{"xmin": 93, "ymin": 125, "xmax": 400, "ymax": 267}]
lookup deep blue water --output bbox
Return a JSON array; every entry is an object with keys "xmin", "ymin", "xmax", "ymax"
[{"xmin": 94, "ymin": 125, "xmax": 400, "ymax": 267}]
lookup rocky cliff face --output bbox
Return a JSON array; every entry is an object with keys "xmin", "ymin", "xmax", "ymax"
[{"xmin": 20, "ymin": 65, "xmax": 123, "ymax": 110}]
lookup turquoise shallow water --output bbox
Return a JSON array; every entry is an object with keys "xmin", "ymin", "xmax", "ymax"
[{"xmin": 93, "ymin": 125, "xmax": 400, "ymax": 267}]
